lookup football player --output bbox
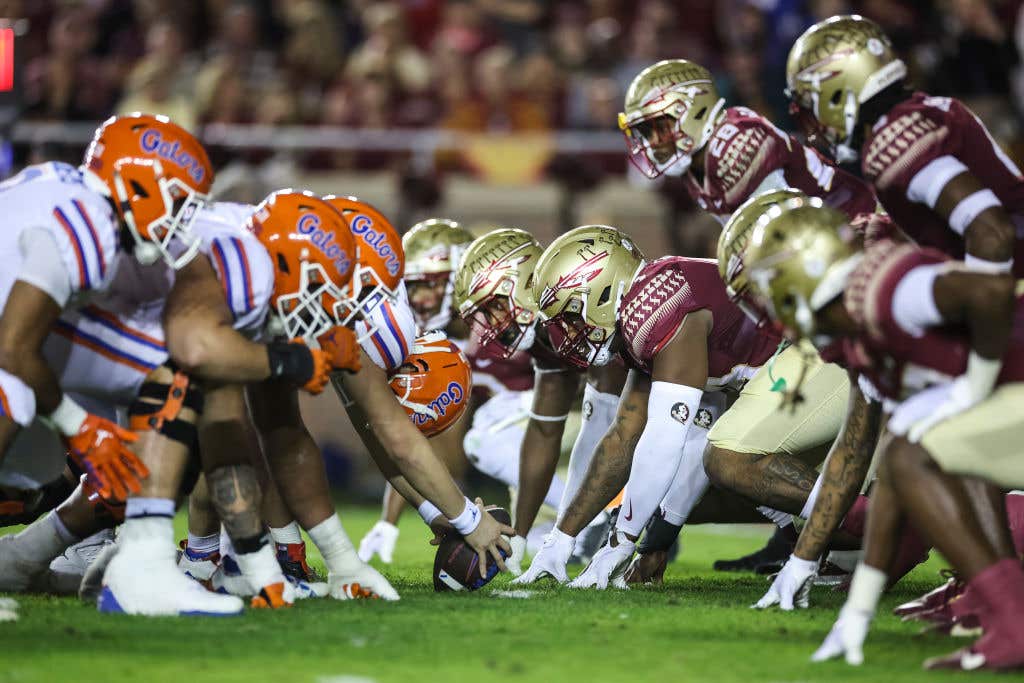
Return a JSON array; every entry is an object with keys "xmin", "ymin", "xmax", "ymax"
[
  {"xmin": 611, "ymin": 58, "xmax": 879, "ymax": 576},
  {"xmin": 358, "ymin": 219, "xmax": 540, "ymax": 566},
  {"xmin": 451, "ymin": 228, "xmax": 628, "ymax": 573},
  {"xmin": 513, "ymin": 225, "xmax": 799, "ymax": 588},
  {"xmin": 741, "ymin": 196, "xmax": 1024, "ymax": 670},
  {"xmin": 768, "ymin": 13, "xmax": 1023, "ymax": 612}
]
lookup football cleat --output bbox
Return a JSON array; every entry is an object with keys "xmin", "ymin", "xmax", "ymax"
[
  {"xmin": 177, "ymin": 541, "xmax": 221, "ymax": 582},
  {"xmin": 894, "ymin": 570, "xmax": 963, "ymax": 620},
  {"xmin": 250, "ymin": 581, "xmax": 295, "ymax": 609},
  {"xmin": 713, "ymin": 525, "xmax": 796, "ymax": 574},
  {"xmin": 79, "ymin": 541, "xmax": 119, "ymax": 603},
  {"xmin": 44, "ymin": 529, "xmax": 116, "ymax": 595},
  {"xmin": 100, "ymin": 539, "xmax": 243, "ymax": 616},
  {"xmin": 276, "ymin": 541, "xmax": 321, "ymax": 582}
]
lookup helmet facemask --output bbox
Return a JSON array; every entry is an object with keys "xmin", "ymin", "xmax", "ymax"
[
  {"xmin": 620, "ymin": 88, "xmax": 724, "ymax": 179},
  {"xmin": 339, "ymin": 260, "xmax": 402, "ymax": 343},
  {"xmin": 465, "ymin": 291, "xmax": 536, "ymax": 358},
  {"xmin": 272, "ymin": 259, "xmax": 355, "ymax": 341},
  {"xmin": 110, "ymin": 158, "xmax": 208, "ymax": 269},
  {"xmin": 540, "ymin": 305, "xmax": 615, "ymax": 370}
]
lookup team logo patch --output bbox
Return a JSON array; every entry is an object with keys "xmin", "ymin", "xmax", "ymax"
[
  {"xmin": 695, "ymin": 408, "xmax": 713, "ymax": 429},
  {"xmin": 139, "ymin": 129, "xmax": 206, "ymax": 183},
  {"xmin": 537, "ymin": 250, "xmax": 608, "ymax": 311},
  {"xmin": 410, "ymin": 381, "xmax": 466, "ymax": 428},
  {"xmin": 582, "ymin": 400, "xmax": 593, "ymax": 419},
  {"xmin": 348, "ymin": 214, "xmax": 402, "ymax": 276},
  {"xmin": 670, "ymin": 402, "xmax": 689, "ymax": 424},
  {"xmin": 297, "ymin": 213, "xmax": 352, "ymax": 275}
]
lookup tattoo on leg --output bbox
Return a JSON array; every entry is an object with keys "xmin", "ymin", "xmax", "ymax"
[
  {"xmin": 749, "ymin": 454, "xmax": 818, "ymax": 514},
  {"xmin": 208, "ymin": 464, "xmax": 264, "ymax": 542}
]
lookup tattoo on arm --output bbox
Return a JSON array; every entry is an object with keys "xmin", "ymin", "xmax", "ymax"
[{"xmin": 793, "ymin": 382, "xmax": 883, "ymax": 560}]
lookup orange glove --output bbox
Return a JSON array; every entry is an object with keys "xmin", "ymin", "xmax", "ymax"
[
  {"xmin": 65, "ymin": 414, "xmax": 148, "ymax": 501},
  {"xmin": 317, "ymin": 326, "xmax": 361, "ymax": 374},
  {"xmin": 301, "ymin": 341, "xmax": 332, "ymax": 395}
]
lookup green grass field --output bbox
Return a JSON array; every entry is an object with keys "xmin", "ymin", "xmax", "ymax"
[{"xmin": 0, "ymin": 507, "xmax": 1001, "ymax": 683}]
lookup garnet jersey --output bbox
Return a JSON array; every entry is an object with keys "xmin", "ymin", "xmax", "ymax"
[
  {"xmin": 861, "ymin": 93, "xmax": 1024, "ymax": 276},
  {"xmin": 820, "ymin": 239, "xmax": 1024, "ymax": 401},
  {"xmin": 685, "ymin": 107, "xmax": 877, "ymax": 223},
  {"xmin": 619, "ymin": 257, "xmax": 780, "ymax": 389}
]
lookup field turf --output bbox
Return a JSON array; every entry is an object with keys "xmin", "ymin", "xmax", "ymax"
[{"xmin": 0, "ymin": 507, "xmax": 995, "ymax": 683}]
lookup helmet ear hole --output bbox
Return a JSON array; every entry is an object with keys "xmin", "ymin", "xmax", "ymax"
[
  {"xmin": 694, "ymin": 106, "xmax": 707, "ymax": 120},
  {"xmin": 830, "ymin": 89, "xmax": 843, "ymax": 106},
  {"xmin": 597, "ymin": 285, "xmax": 612, "ymax": 307},
  {"xmin": 276, "ymin": 253, "xmax": 291, "ymax": 275},
  {"xmin": 129, "ymin": 179, "xmax": 149, "ymax": 198}
]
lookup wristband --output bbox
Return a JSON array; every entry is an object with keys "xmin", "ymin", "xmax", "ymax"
[
  {"xmin": 418, "ymin": 500, "xmax": 443, "ymax": 525},
  {"xmin": 45, "ymin": 394, "xmax": 88, "ymax": 437},
  {"xmin": 448, "ymin": 497, "xmax": 482, "ymax": 536},
  {"xmin": 964, "ymin": 253, "xmax": 1013, "ymax": 274},
  {"xmin": 266, "ymin": 341, "xmax": 314, "ymax": 385},
  {"xmin": 963, "ymin": 351, "xmax": 1001, "ymax": 401},
  {"xmin": 528, "ymin": 412, "xmax": 569, "ymax": 422}
]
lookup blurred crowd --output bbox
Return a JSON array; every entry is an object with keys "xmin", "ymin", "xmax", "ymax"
[{"xmin": 6, "ymin": 0, "xmax": 1024, "ymax": 173}]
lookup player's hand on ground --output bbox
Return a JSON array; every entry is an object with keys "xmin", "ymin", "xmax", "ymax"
[
  {"xmin": 358, "ymin": 520, "xmax": 399, "ymax": 563},
  {"xmin": 507, "ymin": 535, "xmax": 527, "ymax": 577},
  {"xmin": 568, "ymin": 532, "xmax": 634, "ymax": 590},
  {"xmin": 317, "ymin": 326, "xmax": 361, "ymax": 374},
  {"xmin": 463, "ymin": 498, "xmax": 513, "ymax": 578},
  {"xmin": 65, "ymin": 414, "xmax": 146, "ymax": 501},
  {"xmin": 328, "ymin": 562, "xmax": 400, "ymax": 601},
  {"xmin": 754, "ymin": 554, "xmax": 817, "ymax": 610},
  {"xmin": 812, "ymin": 606, "xmax": 872, "ymax": 665},
  {"xmin": 512, "ymin": 528, "xmax": 575, "ymax": 585}
]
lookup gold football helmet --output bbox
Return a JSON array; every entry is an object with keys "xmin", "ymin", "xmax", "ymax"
[
  {"xmin": 618, "ymin": 59, "xmax": 726, "ymax": 178},
  {"xmin": 402, "ymin": 218, "xmax": 475, "ymax": 329},
  {"xmin": 453, "ymin": 228, "xmax": 543, "ymax": 357},
  {"xmin": 785, "ymin": 15, "xmax": 906, "ymax": 161},
  {"xmin": 718, "ymin": 189, "xmax": 814, "ymax": 325},
  {"xmin": 534, "ymin": 225, "xmax": 644, "ymax": 368},
  {"xmin": 743, "ymin": 199, "xmax": 860, "ymax": 341}
]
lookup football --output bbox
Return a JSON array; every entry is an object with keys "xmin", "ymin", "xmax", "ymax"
[{"xmin": 432, "ymin": 507, "xmax": 512, "ymax": 592}]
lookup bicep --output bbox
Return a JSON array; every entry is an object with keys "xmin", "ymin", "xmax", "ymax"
[
  {"xmin": 650, "ymin": 309, "xmax": 711, "ymax": 387},
  {"xmin": 0, "ymin": 280, "xmax": 63, "ymax": 355},
  {"xmin": 165, "ymin": 257, "xmax": 233, "ymax": 330}
]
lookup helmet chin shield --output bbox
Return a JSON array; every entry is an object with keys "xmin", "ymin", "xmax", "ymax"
[
  {"xmin": 109, "ymin": 159, "xmax": 207, "ymax": 269},
  {"xmin": 275, "ymin": 260, "xmax": 355, "ymax": 340},
  {"xmin": 540, "ymin": 313, "xmax": 614, "ymax": 369}
]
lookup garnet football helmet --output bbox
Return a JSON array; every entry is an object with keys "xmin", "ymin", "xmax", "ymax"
[
  {"xmin": 247, "ymin": 189, "xmax": 358, "ymax": 340},
  {"xmin": 785, "ymin": 15, "xmax": 906, "ymax": 161},
  {"xmin": 83, "ymin": 113, "xmax": 213, "ymax": 269},
  {"xmin": 453, "ymin": 228, "xmax": 543, "ymax": 358},
  {"xmin": 534, "ymin": 225, "xmax": 644, "ymax": 369},
  {"xmin": 619, "ymin": 60, "xmax": 726, "ymax": 178},
  {"xmin": 388, "ymin": 331, "xmax": 473, "ymax": 437}
]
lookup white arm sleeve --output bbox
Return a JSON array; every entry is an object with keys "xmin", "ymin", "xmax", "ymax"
[
  {"xmin": 614, "ymin": 381, "xmax": 703, "ymax": 538},
  {"xmin": 891, "ymin": 263, "xmax": 943, "ymax": 337},
  {"xmin": 659, "ymin": 392, "xmax": 725, "ymax": 526},
  {"xmin": 17, "ymin": 228, "xmax": 73, "ymax": 307},
  {"xmin": 555, "ymin": 383, "xmax": 619, "ymax": 524},
  {"xmin": 906, "ymin": 155, "xmax": 967, "ymax": 208}
]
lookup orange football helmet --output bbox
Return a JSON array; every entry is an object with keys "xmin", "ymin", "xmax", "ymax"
[
  {"xmin": 388, "ymin": 331, "xmax": 473, "ymax": 437},
  {"xmin": 83, "ymin": 113, "xmax": 213, "ymax": 269},
  {"xmin": 247, "ymin": 189, "xmax": 358, "ymax": 340},
  {"xmin": 322, "ymin": 195, "xmax": 405, "ymax": 323}
]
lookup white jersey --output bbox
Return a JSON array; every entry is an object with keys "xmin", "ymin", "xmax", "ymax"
[{"xmin": 355, "ymin": 281, "xmax": 417, "ymax": 371}]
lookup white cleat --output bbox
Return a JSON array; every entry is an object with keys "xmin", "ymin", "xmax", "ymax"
[
  {"xmin": 178, "ymin": 549, "xmax": 220, "ymax": 582},
  {"xmin": 43, "ymin": 529, "xmax": 116, "ymax": 595},
  {"xmin": 99, "ymin": 540, "xmax": 243, "ymax": 617},
  {"xmin": 80, "ymin": 542, "xmax": 119, "ymax": 603}
]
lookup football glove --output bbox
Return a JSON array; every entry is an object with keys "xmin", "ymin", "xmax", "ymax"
[
  {"xmin": 358, "ymin": 520, "xmax": 400, "ymax": 564},
  {"xmin": 754, "ymin": 554, "xmax": 817, "ymax": 610},
  {"xmin": 812, "ymin": 605, "xmax": 872, "ymax": 665},
  {"xmin": 65, "ymin": 414, "xmax": 146, "ymax": 501},
  {"xmin": 512, "ymin": 528, "xmax": 574, "ymax": 585},
  {"xmin": 568, "ymin": 532, "xmax": 634, "ymax": 590}
]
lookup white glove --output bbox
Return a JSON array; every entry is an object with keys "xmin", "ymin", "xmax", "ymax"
[
  {"xmin": 511, "ymin": 528, "xmax": 575, "ymax": 585},
  {"xmin": 568, "ymin": 532, "xmax": 634, "ymax": 590},
  {"xmin": 906, "ymin": 353, "xmax": 999, "ymax": 442},
  {"xmin": 811, "ymin": 606, "xmax": 872, "ymax": 665},
  {"xmin": 328, "ymin": 562, "xmax": 400, "ymax": 601},
  {"xmin": 286, "ymin": 574, "xmax": 328, "ymax": 599},
  {"xmin": 754, "ymin": 554, "xmax": 817, "ymax": 610},
  {"xmin": 357, "ymin": 520, "xmax": 400, "ymax": 564},
  {"xmin": 507, "ymin": 535, "xmax": 527, "ymax": 577}
]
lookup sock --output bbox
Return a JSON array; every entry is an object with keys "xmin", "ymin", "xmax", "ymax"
[
  {"xmin": 270, "ymin": 521, "xmax": 303, "ymax": 546},
  {"xmin": 49, "ymin": 510, "xmax": 80, "ymax": 545},
  {"xmin": 1005, "ymin": 493, "xmax": 1024, "ymax": 556},
  {"xmin": 120, "ymin": 515, "xmax": 173, "ymax": 545},
  {"xmin": 9, "ymin": 511, "xmax": 74, "ymax": 566},
  {"xmin": 186, "ymin": 533, "xmax": 220, "ymax": 557},
  {"xmin": 307, "ymin": 515, "xmax": 360, "ymax": 575},
  {"xmin": 838, "ymin": 495, "xmax": 869, "ymax": 537},
  {"xmin": 234, "ymin": 542, "xmax": 284, "ymax": 590},
  {"xmin": 124, "ymin": 497, "xmax": 174, "ymax": 519}
]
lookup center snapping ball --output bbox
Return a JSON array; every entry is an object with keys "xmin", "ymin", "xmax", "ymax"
[{"xmin": 432, "ymin": 506, "xmax": 511, "ymax": 592}]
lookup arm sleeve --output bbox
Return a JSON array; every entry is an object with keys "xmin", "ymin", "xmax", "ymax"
[
  {"xmin": 614, "ymin": 381, "xmax": 703, "ymax": 538},
  {"xmin": 17, "ymin": 228, "xmax": 73, "ymax": 307},
  {"xmin": 890, "ymin": 263, "xmax": 944, "ymax": 337},
  {"xmin": 555, "ymin": 383, "xmax": 620, "ymax": 523}
]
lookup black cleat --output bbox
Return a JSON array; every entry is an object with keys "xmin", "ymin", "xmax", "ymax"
[{"xmin": 713, "ymin": 524, "xmax": 797, "ymax": 574}]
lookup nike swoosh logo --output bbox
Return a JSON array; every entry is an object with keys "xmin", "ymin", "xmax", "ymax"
[
  {"xmin": 623, "ymin": 502, "xmax": 633, "ymax": 521},
  {"xmin": 961, "ymin": 652, "xmax": 986, "ymax": 670}
]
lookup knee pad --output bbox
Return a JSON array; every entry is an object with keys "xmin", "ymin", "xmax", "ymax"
[{"xmin": 128, "ymin": 369, "xmax": 203, "ymax": 450}]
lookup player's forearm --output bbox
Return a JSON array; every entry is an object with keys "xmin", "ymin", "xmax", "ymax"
[
  {"xmin": 513, "ymin": 422, "xmax": 562, "ymax": 536},
  {"xmin": 557, "ymin": 428, "xmax": 633, "ymax": 536},
  {"xmin": 0, "ymin": 349, "xmax": 62, "ymax": 415},
  {"xmin": 166, "ymin": 319, "xmax": 272, "ymax": 381}
]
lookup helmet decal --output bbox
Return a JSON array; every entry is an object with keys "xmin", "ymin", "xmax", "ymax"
[
  {"xmin": 349, "ymin": 213, "xmax": 402, "ymax": 277},
  {"xmin": 297, "ymin": 212, "xmax": 353, "ymax": 276},
  {"xmin": 537, "ymin": 250, "xmax": 608, "ymax": 311},
  {"xmin": 139, "ymin": 129, "xmax": 207, "ymax": 184}
]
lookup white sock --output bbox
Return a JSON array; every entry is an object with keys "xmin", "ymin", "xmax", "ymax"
[
  {"xmin": 120, "ymin": 515, "xmax": 173, "ymax": 545},
  {"xmin": 234, "ymin": 543, "xmax": 284, "ymax": 590},
  {"xmin": 124, "ymin": 497, "xmax": 175, "ymax": 519},
  {"xmin": 307, "ymin": 515, "xmax": 360, "ymax": 575},
  {"xmin": 186, "ymin": 532, "xmax": 220, "ymax": 556},
  {"xmin": 8, "ymin": 511, "xmax": 74, "ymax": 565},
  {"xmin": 48, "ymin": 510, "xmax": 80, "ymax": 545},
  {"xmin": 269, "ymin": 522, "xmax": 303, "ymax": 546},
  {"xmin": 219, "ymin": 526, "xmax": 236, "ymax": 559}
]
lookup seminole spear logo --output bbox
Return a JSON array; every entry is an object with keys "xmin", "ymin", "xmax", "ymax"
[
  {"xmin": 468, "ymin": 242, "xmax": 533, "ymax": 295},
  {"xmin": 538, "ymin": 250, "xmax": 609, "ymax": 310}
]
